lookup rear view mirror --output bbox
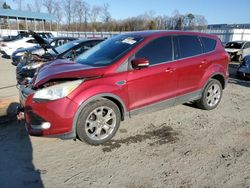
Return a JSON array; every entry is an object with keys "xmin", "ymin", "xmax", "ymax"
[{"xmin": 131, "ymin": 58, "xmax": 149, "ymax": 69}]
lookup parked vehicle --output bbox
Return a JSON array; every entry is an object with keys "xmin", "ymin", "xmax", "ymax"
[
  {"xmin": 0, "ymin": 31, "xmax": 29, "ymax": 42},
  {"xmin": 0, "ymin": 31, "xmax": 54, "ymax": 54},
  {"xmin": 1, "ymin": 37, "xmax": 40, "ymax": 57},
  {"xmin": 16, "ymin": 38, "xmax": 103, "ymax": 84},
  {"xmin": 12, "ymin": 36, "xmax": 78, "ymax": 66},
  {"xmin": 225, "ymin": 41, "xmax": 250, "ymax": 61},
  {"xmin": 17, "ymin": 31, "xmax": 229, "ymax": 145},
  {"xmin": 237, "ymin": 54, "xmax": 250, "ymax": 79}
]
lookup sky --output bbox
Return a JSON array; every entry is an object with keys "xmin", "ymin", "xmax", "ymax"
[{"xmin": 3, "ymin": 0, "xmax": 250, "ymax": 24}]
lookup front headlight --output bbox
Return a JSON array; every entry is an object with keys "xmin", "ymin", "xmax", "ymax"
[
  {"xmin": 33, "ymin": 80, "xmax": 83, "ymax": 101},
  {"xmin": 23, "ymin": 63, "xmax": 42, "ymax": 70}
]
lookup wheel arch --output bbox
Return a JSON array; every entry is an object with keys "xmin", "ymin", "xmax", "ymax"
[
  {"xmin": 71, "ymin": 93, "xmax": 127, "ymax": 138},
  {"xmin": 210, "ymin": 73, "xmax": 226, "ymax": 89}
]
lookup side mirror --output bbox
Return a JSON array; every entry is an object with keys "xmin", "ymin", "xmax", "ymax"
[{"xmin": 131, "ymin": 58, "xmax": 149, "ymax": 69}]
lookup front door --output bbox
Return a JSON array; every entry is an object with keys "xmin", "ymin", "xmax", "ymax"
[{"xmin": 127, "ymin": 36, "xmax": 178, "ymax": 110}]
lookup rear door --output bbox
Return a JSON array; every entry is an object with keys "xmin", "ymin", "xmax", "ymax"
[
  {"xmin": 127, "ymin": 36, "xmax": 178, "ymax": 110},
  {"xmin": 173, "ymin": 35, "xmax": 206, "ymax": 95}
]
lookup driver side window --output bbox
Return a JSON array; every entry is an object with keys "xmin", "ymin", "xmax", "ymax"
[{"xmin": 135, "ymin": 36, "xmax": 173, "ymax": 66}]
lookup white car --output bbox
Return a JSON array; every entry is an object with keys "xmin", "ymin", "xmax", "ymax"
[
  {"xmin": 1, "ymin": 37, "xmax": 39, "ymax": 56},
  {"xmin": 225, "ymin": 41, "xmax": 250, "ymax": 61}
]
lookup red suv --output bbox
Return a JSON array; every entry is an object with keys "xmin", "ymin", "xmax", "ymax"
[{"xmin": 19, "ymin": 31, "xmax": 229, "ymax": 145}]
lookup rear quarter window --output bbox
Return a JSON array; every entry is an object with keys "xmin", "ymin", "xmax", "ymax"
[
  {"xmin": 201, "ymin": 37, "xmax": 217, "ymax": 53},
  {"xmin": 176, "ymin": 35, "xmax": 203, "ymax": 59}
]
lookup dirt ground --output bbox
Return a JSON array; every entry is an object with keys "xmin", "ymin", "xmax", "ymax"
[{"xmin": 0, "ymin": 57, "xmax": 249, "ymax": 188}]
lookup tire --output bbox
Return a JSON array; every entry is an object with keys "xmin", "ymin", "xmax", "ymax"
[
  {"xmin": 76, "ymin": 99, "xmax": 121, "ymax": 145},
  {"xmin": 196, "ymin": 79, "xmax": 223, "ymax": 110}
]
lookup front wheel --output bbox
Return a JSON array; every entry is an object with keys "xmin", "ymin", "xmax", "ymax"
[
  {"xmin": 196, "ymin": 79, "xmax": 223, "ymax": 110},
  {"xmin": 76, "ymin": 99, "xmax": 121, "ymax": 145}
]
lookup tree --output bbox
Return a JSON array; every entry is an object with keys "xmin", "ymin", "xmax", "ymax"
[
  {"xmin": 2, "ymin": 2, "xmax": 11, "ymax": 9},
  {"xmin": 187, "ymin": 13, "xmax": 195, "ymax": 30},
  {"xmin": 43, "ymin": 0, "xmax": 54, "ymax": 14},
  {"xmin": 54, "ymin": 1, "xmax": 62, "ymax": 29},
  {"xmin": 71, "ymin": 0, "xmax": 88, "ymax": 31},
  {"xmin": 89, "ymin": 5, "xmax": 102, "ymax": 31},
  {"xmin": 26, "ymin": 3, "xmax": 32, "ymax": 11},
  {"xmin": 35, "ymin": 0, "xmax": 41, "ymax": 12},
  {"xmin": 1, "ymin": 2, "xmax": 11, "ymax": 29},
  {"xmin": 194, "ymin": 15, "xmax": 207, "ymax": 30},
  {"xmin": 63, "ymin": 0, "xmax": 74, "ymax": 30},
  {"xmin": 147, "ymin": 20, "xmax": 157, "ymax": 30},
  {"xmin": 101, "ymin": 3, "xmax": 111, "ymax": 23}
]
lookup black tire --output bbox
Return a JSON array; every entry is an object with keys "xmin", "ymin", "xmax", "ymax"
[
  {"xmin": 76, "ymin": 98, "xmax": 121, "ymax": 145},
  {"xmin": 196, "ymin": 79, "xmax": 223, "ymax": 110}
]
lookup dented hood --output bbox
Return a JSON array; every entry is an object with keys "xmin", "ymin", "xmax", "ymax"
[{"xmin": 34, "ymin": 59, "xmax": 106, "ymax": 87}]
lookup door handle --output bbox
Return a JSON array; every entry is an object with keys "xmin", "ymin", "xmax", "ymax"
[{"xmin": 165, "ymin": 67, "xmax": 176, "ymax": 73}]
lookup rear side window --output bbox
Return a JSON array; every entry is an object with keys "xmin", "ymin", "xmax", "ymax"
[
  {"xmin": 176, "ymin": 35, "xmax": 203, "ymax": 59},
  {"xmin": 201, "ymin": 37, "xmax": 217, "ymax": 53},
  {"xmin": 135, "ymin": 36, "xmax": 173, "ymax": 65}
]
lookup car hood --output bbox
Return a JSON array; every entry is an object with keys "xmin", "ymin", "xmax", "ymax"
[
  {"xmin": 34, "ymin": 59, "xmax": 106, "ymax": 87},
  {"xmin": 29, "ymin": 30, "xmax": 58, "ymax": 54}
]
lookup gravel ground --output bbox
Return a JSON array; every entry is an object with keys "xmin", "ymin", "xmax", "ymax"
[{"xmin": 0, "ymin": 57, "xmax": 249, "ymax": 188}]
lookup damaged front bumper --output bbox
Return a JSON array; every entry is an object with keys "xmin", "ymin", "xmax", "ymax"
[{"xmin": 17, "ymin": 84, "xmax": 78, "ymax": 139}]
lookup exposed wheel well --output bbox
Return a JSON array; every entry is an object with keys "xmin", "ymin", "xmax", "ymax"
[
  {"xmin": 211, "ymin": 74, "xmax": 225, "ymax": 89},
  {"xmin": 103, "ymin": 96, "xmax": 125, "ymax": 121}
]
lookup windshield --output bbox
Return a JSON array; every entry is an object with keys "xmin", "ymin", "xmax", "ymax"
[
  {"xmin": 75, "ymin": 35, "xmax": 143, "ymax": 66},
  {"xmin": 48, "ymin": 40, "xmax": 80, "ymax": 55},
  {"xmin": 225, "ymin": 42, "xmax": 243, "ymax": 49}
]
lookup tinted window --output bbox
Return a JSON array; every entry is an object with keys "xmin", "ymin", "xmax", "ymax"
[
  {"xmin": 201, "ymin": 37, "xmax": 217, "ymax": 53},
  {"xmin": 135, "ymin": 36, "xmax": 173, "ymax": 65},
  {"xmin": 177, "ymin": 35, "xmax": 203, "ymax": 59}
]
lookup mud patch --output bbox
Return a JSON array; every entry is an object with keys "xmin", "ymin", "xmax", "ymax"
[{"xmin": 102, "ymin": 123, "xmax": 179, "ymax": 152}]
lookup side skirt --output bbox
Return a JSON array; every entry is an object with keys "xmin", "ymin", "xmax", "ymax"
[{"xmin": 129, "ymin": 89, "xmax": 202, "ymax": 117}]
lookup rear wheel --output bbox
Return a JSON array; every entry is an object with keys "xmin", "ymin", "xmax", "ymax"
[
  {"xmin": 196, "ymin": 79, "xmax": 222, "ymax": 110},
  {"xmin": 76, "ymin": 99, "xmax": 121, "ymax": 145}
]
